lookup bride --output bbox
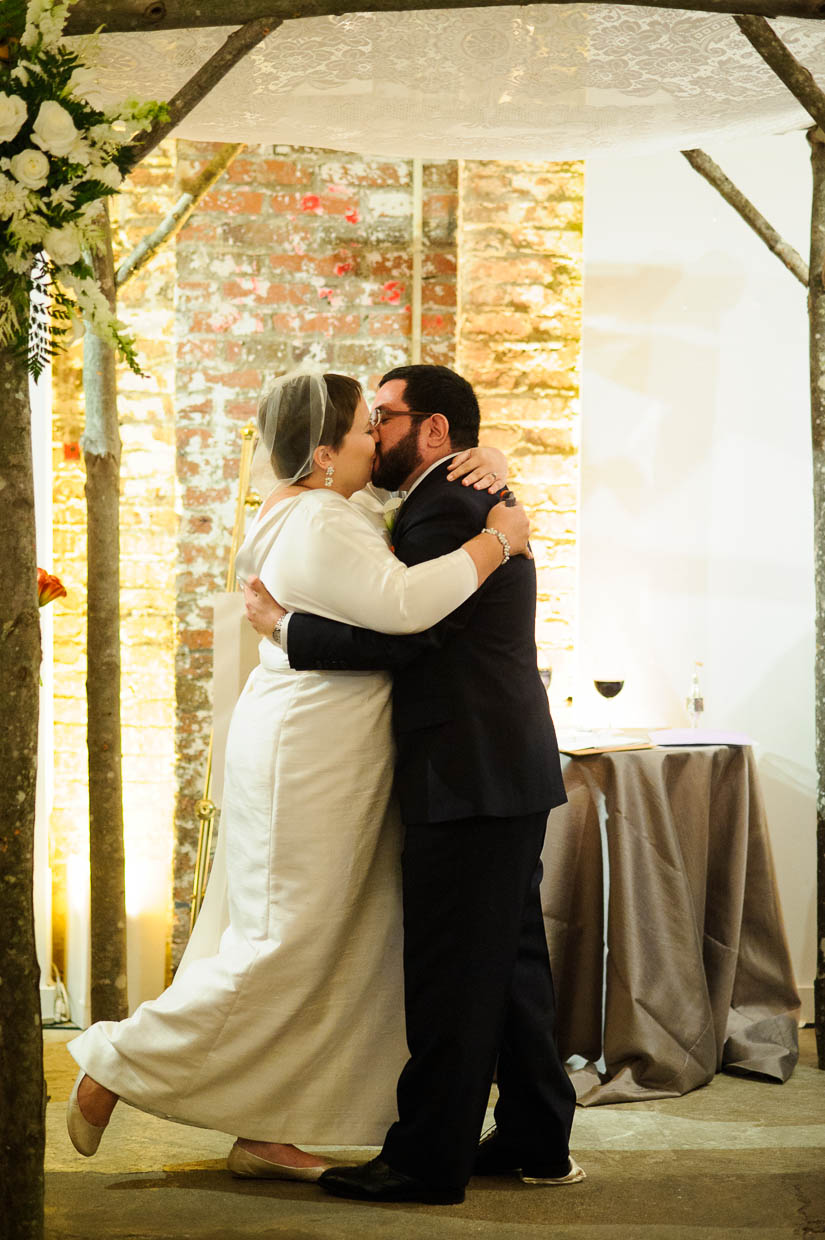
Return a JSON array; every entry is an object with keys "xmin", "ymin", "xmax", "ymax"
[{"xmin": 67, "ymin": 369, "xmax": 528, "ymax": 1179}]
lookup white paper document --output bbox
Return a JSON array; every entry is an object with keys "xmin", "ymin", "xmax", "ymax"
[{"xmin": 557, "ymin": 730, "xmax": 656, "ymax": 756}]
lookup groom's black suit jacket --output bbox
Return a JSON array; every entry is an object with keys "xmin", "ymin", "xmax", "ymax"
[{"xmin": 285, "ymin": 459, "xmax": 567, "ymax": 825}]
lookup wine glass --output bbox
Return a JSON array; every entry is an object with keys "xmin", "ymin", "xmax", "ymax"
[{"xmin": 594, "ymin": 677, "xmax": 624, "ymax": 730}]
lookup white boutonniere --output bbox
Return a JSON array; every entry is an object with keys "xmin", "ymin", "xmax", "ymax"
[{"xmin": 383, "ymin": 496, "xmax": 404, "ymax": 535}]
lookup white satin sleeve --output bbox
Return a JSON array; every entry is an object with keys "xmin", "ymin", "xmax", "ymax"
[
  {"xmin": 258, "ymin": 491, "xmax": 477, "ymax": 634},
  {"xmin": 348, "ymin": 483, "xmax": 392, "ymax": 539}
]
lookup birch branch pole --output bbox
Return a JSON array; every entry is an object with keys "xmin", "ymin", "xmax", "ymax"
[
  {"xmin": 730, "ymin": 14, "xmax": 825, "ymax": 1065},
  {"xmin": 0, "ymin": 348, "xmax": 45, "ymax": 1240},
  {"xmin": 735, "ymin": 15, "xmax": 825, "ymax": 133},
  {"xmin": 61, "ymin": 0, "xmax": 825, "ymax": 37},
  {"xmin": 117, "ymin": 143, "xmax": 244, "ymax": 288},
  {"xmin": 78, "ymin": 36, "xmax": 260, "ymax": 1021},
  {"xmin": 81, "ymin": 204, "xmax": 128, "ymax": 1023},
  {"xmin": 681, "ymin": 148, "xmax": 809, "ymax": 285},
  {"xmin": 808, "ymin": 127, "xmax": 825, "ymax": 1071}
]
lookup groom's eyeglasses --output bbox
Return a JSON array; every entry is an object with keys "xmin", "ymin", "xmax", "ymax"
[{"xmin": 368, "ymin": 407, "xmax": 433, "ymax": 430}]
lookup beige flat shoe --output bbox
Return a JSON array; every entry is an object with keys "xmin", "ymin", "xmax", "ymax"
[
  {"xmin": 227, "ymin": 1142, "xmax": 333, "ymax": 1183},
  {"xmin": 521, "ymin": 1156, "xmax": 587, "ymax": 1186},
  {"xmin": 67, "ymin": 1070, "xmax": 108, "ymax": 1157}
]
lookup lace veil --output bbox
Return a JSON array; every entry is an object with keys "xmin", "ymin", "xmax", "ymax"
[{"xmin": 251, "ymin": 368, "xmax": 330, "ymax": 498}]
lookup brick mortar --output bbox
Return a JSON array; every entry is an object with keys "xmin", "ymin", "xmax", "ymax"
[{"xmin": 457, "ymin": 159, "xmax": 583, "ymax": 694}]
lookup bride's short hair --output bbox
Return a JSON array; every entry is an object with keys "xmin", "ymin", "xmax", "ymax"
[
  {"xmin": 322, "ymin": 373, "xmax": 362, "ymax": 449},
  {"xmin": 265, "ymin": 372, "xmax": 362, "ymax": 482}
]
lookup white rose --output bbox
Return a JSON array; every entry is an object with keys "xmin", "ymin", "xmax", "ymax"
[
  {"xmin": 44, "ymin": 225, "xmax": 81, "ymax": 267},
  {"xmin": 32, "ymin": 100, "xmax": 78, "ymax": 158},
  {"xmin": 87, "ymin": 163, "xmax": 122, "ymax": 189},
  {"xmin": 0, "ymin": 92, "xmax": 27, "ymax": 143},
  {"xmin": 10, "ymin": 148, "xmax": 50, "ymax": 190}
]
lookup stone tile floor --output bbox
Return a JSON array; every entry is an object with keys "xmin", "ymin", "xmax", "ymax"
[{"xmin": 43, "ymin": 1027, "xmax": 825, "ymax": 1239}]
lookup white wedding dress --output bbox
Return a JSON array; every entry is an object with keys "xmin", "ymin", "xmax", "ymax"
[{"xmin": 69, "ymin": 488, "xmax": 477, "ymax": 1144}]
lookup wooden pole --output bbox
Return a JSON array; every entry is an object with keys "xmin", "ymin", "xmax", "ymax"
[
  {"xmin": 60, "ymin": 0, "xmax": 825, "ymax": 37},
  {"xmin": 724, "ymin": 14, "xmax": 825, "ymax": 1063},
  {"xmin": 0, "ymin": 346, "xmax": 45, "ymax": 1240},
  {"xmin": 735, "ymin": 15, "xmax": 825, "ymax": 134},
  {"xmin": 82, "ymin": 203, "xmax": 128, "ymax": 1023},
  {"xmin": 118, "ymin": 142, "xmax": 244, "ymax": 288},
  {"xmin": 682, "ymin": 149, "xmax": 809, "ymax": 285},
  {"xmin": 808, "ymin": 126, "xmax": 825, "ymax": 1069},
  {"xmin": 78, "ymin": 24, "xmax": 265, "ymax": 1022}
]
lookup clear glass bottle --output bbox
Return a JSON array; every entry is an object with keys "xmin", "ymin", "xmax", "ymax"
[{"xmin": 686, "ymin": 660, "xmax": 704, "ymax": 728}]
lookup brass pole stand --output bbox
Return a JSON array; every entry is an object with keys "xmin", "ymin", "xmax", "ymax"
[{"xmin": 189, "ymin": 423, "xmax": 261, "ymax": 932}]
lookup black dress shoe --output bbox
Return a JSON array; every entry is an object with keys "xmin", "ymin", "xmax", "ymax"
[
  {"xmin": 474, "ymin": 1129, "xmax": 585, "ymax": 1184},
  {"xmin": 318, "ymin": 1156, "xmax": 465, "ymax": 1204},
  {"xmin": 474, "ymin": 1129, "xmax": 523, "ymax": 1175}
]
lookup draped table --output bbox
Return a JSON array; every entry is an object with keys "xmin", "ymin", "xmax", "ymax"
[{"xmin": 540, "ymin": 744, "xmax": 800, "ymax": 1106}]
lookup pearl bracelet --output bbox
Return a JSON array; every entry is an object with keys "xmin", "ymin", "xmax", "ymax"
[{"xmin": 482, "ymin": 526, "xmax": 511, "ymax": 565}]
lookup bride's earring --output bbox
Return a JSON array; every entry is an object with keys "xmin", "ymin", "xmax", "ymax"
[{"xmin": 324, "ymin": 464, "xmax": 334, "ymax": 488}]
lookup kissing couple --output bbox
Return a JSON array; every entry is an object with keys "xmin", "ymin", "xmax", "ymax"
[{"xmin": 67, "ymin": 362, "xmax": 582, "ymax": 1206}]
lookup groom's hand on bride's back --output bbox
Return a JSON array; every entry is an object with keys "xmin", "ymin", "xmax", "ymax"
[{"xmin": 243, "ymin": 576, "xmax": 286, "ymax": 636}]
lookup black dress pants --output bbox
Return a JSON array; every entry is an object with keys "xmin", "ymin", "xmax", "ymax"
[{"xmin": 381, "ymin": 811, "xmax": 576, "ymax": 1189}]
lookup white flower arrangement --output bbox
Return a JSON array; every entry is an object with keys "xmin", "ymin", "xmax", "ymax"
[{"xmin": 0, "ymin": 0, "xmax": 168, "ymax": 377}]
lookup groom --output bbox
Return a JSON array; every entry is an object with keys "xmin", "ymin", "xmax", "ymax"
[{"xmin": 244, "ymin": 364, "xmax": 579, "ymax": 1205}]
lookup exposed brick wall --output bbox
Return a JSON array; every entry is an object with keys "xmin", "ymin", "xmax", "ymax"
[
  {"xmin": 49, "ymin": 143, "xmax": 583, "ymax": 990},
  {"xmin": 457, "ymin": 160, "xmax": 583, "ymax": 695},
  {"xmin": 171, "ymin": 143, "xmax": 459, "ymax": 963}
]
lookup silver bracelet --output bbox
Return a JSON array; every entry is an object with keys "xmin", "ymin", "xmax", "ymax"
[
  {"xmin": 272, "ymin": 615, "xmax": 285, "ymax": 645},
  {"xmin": 482, "ymin": 526, "xmax": 510, "ymax": 565}
]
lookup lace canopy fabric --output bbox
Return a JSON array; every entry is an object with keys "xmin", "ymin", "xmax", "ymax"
[{"xmin": 79, "ymin": 6, "xmax": 825, "ymax": 159}]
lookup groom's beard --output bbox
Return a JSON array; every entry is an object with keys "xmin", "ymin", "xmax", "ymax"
[{"xmin": 372, "ymin": 422, "xmax": 423, "ymax": 491}]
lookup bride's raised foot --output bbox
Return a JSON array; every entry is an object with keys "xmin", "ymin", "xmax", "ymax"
[
  {"xmin": 67, "ymin": 1071, "xmax": 117, "ymax": 1156},
  {"xmin": 228, "ymin": 1139, "xmax": 334, "ymax": 1182}
]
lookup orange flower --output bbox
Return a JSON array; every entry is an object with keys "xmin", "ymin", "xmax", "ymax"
[{"xmin": 37, "ymin": 568, "xmax": 67, "ymax": 607}]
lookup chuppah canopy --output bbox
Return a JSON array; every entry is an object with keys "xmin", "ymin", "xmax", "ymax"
[{"xmin": 74, "ymin": 5, "xmax": 825, "ymax": 159}]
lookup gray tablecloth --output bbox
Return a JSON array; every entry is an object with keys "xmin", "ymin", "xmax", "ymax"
[{"xmin": 541, "ymin": 744, "xmax": 800, "ymax": 1105}]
